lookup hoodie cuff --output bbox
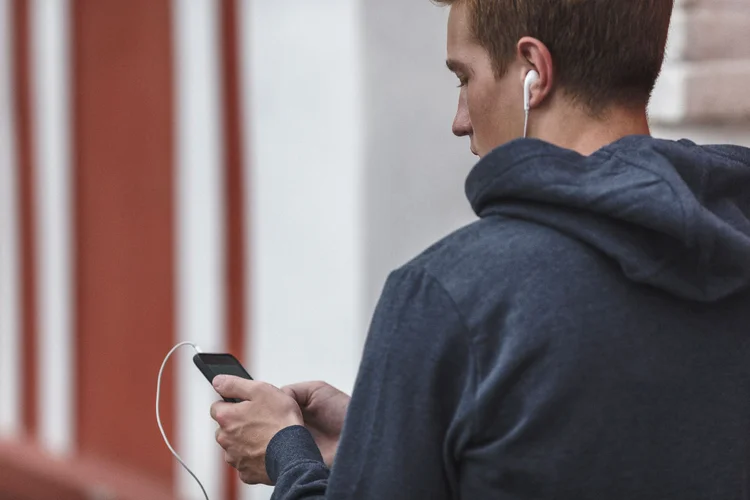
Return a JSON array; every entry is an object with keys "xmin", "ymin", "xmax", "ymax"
[{"xmin": 265, "ymin": 425, "xmax": 326, "ymax": 484}]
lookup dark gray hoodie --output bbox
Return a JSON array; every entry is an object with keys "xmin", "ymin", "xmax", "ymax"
[{"xmin": 266, "ymin": 136, "xmax": 750, "ymax": 499}]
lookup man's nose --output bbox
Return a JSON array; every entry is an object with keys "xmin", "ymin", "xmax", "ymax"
[{"xmin": 452, "ymin": 96, "xmax": 472, "ymax": 137}]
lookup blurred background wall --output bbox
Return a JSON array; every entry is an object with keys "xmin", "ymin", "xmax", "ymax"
[{"xmin": 0, "ymin": 0, "xmax": 748, "ymax": 499}]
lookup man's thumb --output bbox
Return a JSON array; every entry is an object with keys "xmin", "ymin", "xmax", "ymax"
[{"xmin": 213, "ymin": 375, "xmax": 252, "ymax": 400}]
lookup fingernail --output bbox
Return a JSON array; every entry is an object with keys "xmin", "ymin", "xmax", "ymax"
[{"xmin": 213, "ymin": 375, "xmax": 225, "ymax": 389}]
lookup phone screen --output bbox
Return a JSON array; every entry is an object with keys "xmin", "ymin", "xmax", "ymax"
[
  {"xmin": 194, "ymin": 353, "xmax": 252, "ymax": 381},
  {"xmin": 206, "ymin": 361, "xmax": 250, "ymax": 379}
]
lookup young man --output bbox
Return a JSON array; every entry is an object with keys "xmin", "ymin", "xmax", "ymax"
[{"xmin": 210, "ymin": 0, "xmax": 750, "ymax": 498}]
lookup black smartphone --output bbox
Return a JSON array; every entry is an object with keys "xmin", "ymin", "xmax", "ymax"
[{"xmin": 193, "ymin": 353, "xmax": 253, "ymax": 403}]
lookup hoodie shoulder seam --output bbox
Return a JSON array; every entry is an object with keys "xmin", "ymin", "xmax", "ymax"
[{"xmin": 398, "ymin": 264, "xmax": 480, "ymax": 445}]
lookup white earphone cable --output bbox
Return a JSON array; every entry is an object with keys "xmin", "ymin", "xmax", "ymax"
[
  {"xmin": 156, "ymin": 341, "xmax": 209, "ymax": 500},
  {"xmin": 523, "ymin": 109, "xmax": 530, "ymax": 138}
]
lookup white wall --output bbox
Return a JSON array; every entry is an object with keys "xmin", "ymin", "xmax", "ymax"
[
  {"xmin": 362, "ymin": 0, "xmax": 476, "ymax": 311},
  {"xmin": 242, "ymin": 0, "xmax": 365, "ymax": 393},
  {"xmin": 241, "ymin": 0, "xmax": 475, "ymax": 387}
]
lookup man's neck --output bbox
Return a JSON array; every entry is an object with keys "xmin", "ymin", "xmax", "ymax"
[{"xmin": 533, "ymin": 105, "xmax": 651, "ymax": 156}]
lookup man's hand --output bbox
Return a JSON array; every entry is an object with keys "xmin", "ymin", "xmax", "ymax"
[
  {"xmin": 281, "ymin": 381, "xmax": 350, "ymax": 467},
  {"xmin": 211, "ymin": 376, "xmax": 304, "ymax": 485}
]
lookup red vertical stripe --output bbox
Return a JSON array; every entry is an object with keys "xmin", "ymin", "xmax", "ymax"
[
  {"xmin": 72, "ymin": 0, "xmax": 176, "ymax": 487},
  {"xmin": 13, "ymin": 0, "xmax": 38, "ymax": 439},
  {"xmin": 220, "ymin": 1, "xmax": 248, "ymax": 498}
]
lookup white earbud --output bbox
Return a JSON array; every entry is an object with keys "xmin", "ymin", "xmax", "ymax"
[
  {"xmin": 524, "ymin": 70, "xmax": 539, "ymax": 112},
  {"xmin": 523, "ymin": 70, "xmax": 539, "ymax": 137}
]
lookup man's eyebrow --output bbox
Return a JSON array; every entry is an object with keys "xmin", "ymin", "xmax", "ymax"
[{"xmin": 446, "ymin": 59, "xmax": 466, "ymax": 73}]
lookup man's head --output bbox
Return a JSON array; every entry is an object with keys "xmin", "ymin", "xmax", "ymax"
[{"xmin": 439, "ymin": 0, "xmax": 674, "ymax": 157}]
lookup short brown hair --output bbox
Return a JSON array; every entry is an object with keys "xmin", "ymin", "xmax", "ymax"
[{"xmin": 436, "ymin": 0, "xmax": 674, "ymax": 113}]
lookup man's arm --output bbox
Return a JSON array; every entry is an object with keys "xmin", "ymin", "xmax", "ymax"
[{"xmin": 268, "ymin": 267, "xmax": 475, "ymax": 499}]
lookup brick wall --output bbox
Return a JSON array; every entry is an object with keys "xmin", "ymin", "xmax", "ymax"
[{"xmin": 650, "ymin": 0, "xmax": 750, "ymax": 126}]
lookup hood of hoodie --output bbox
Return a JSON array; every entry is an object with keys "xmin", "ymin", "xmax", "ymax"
[{"xmin": 466, "ymin": 135, "xmax": 750, "ymax": 303}]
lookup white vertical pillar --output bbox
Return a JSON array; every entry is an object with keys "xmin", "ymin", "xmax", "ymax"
[
  {"xmin": 173, "ymin": 0, "xmax": 226, "ymax": 498},
  {"xmin": 239, "ymin": 1, "xmax": 366, "ymax": 498},
  {"xmin": 0, "ymin": 0, "xmax": 21, "ymax": 438},
  {"xmin": 30, "ymin": 0, "xmax": 74, "ymax": 455}
]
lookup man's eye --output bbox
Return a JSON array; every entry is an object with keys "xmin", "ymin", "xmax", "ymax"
[{"xmin": 456, "ymin": 78, "xmax": 468, "ymax": 88}]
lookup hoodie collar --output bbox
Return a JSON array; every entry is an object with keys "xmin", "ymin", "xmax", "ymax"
[{"xmin": 466, "ymin": 136, "xmax": 652, "ymax": 217}]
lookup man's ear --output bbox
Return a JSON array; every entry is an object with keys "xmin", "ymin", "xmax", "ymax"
[{"xmin": 517, "ymin": 36, "xmax": 554, "ymax": 109}]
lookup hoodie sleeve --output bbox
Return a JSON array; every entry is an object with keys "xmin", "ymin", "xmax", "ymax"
[{"xmin": 267, "ymin": 267, "xmax": 475, "ymax": 499}]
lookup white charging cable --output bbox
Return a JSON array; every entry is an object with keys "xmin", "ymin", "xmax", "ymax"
[{"xmin": 156, "ymin": 341, "xmax": 209, "ymax": 500}]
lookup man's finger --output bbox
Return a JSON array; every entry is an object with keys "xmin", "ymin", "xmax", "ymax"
[
  {"xmin": 213, "ymin": 375, "xmax": 256, "ymax": 400},
  {"xmin": 215, "ymin": 428, "xmax": 230, "ymax": 450},
  {"xmin": 210, "ymin": 401, "xmax": 235, "ymax": 426},
  {"xmin": 224, "ymin": 450, "xmax": 237, "ymax": 468},
  {"xmin": 210, "ymin": 401, "xmax": 222, "ymax": 421}
]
